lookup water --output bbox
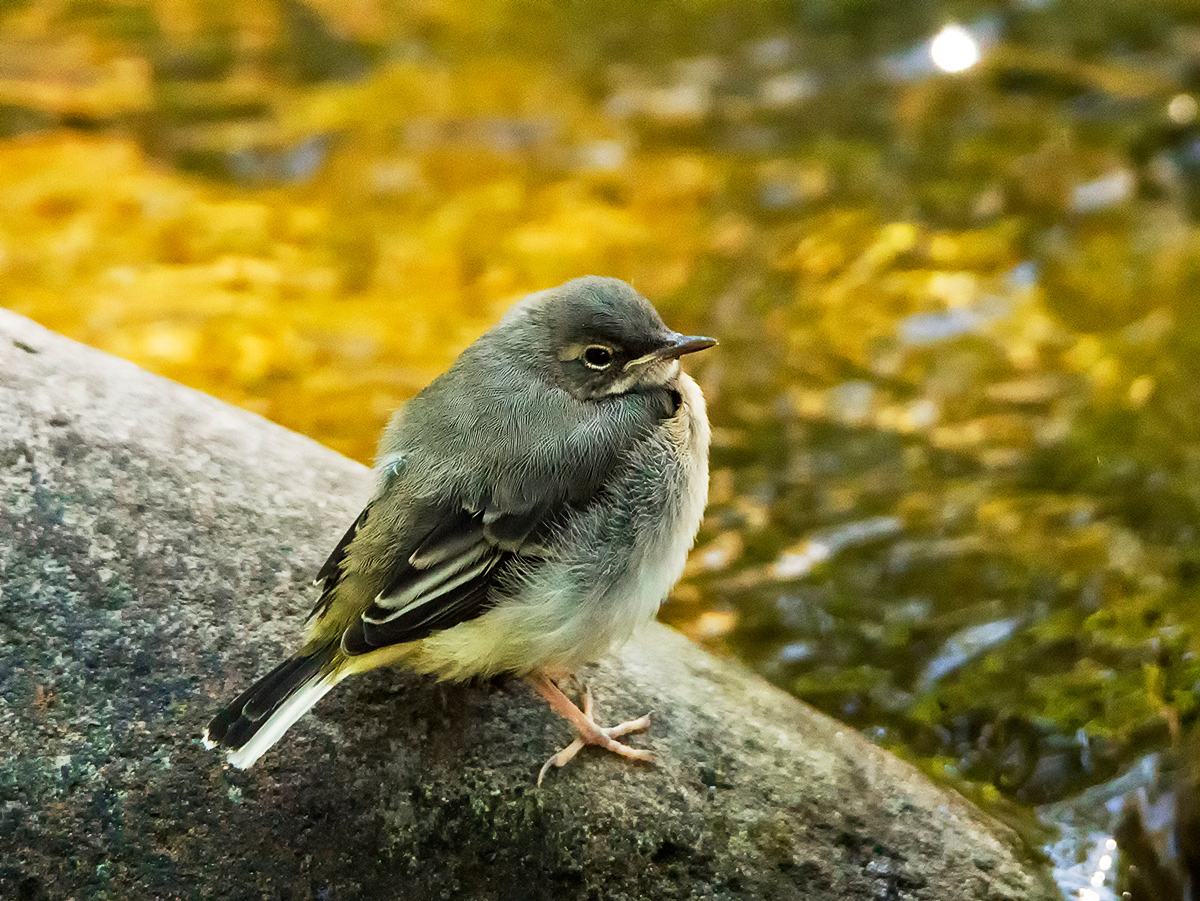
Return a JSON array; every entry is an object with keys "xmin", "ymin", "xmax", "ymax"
[{"xmin": 2, "ymin": 1, "xmax": 1199, "ymax": 896}]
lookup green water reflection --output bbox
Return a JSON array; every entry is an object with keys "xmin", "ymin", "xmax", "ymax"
[{"xmin": 3, "ymin": 1, "xmax": 1200, "ymax": 897}]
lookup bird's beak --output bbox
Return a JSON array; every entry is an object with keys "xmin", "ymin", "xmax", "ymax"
[
  {"xmin": 656, "ymin": 334, "xmax": 718, "ymax": 360},
  {"xmin": 625, "ymin": 334, "xmax": 717, "ymax": 370}
]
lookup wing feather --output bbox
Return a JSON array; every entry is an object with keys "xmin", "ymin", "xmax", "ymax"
[
  {"xmin": 363, "ymin": 550, "xmax": 498, "ymax": 623},
  {"xmin": 408, "ymin": 510, "xmax": 489, "ymax": 568},
  {"xmin": 308, "ymin": 505, "xmax": 370, "ymax": 620},
  {"xmin": 340, "ymin": 503, "xmax": 554, "ymax": 655}
]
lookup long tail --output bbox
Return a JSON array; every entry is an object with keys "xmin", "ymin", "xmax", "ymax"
[{"xmin": 203, "ymin": 646, "xmax": 341, "ymax": 769}]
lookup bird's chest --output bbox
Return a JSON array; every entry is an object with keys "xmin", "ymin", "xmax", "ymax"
[{"xmin": 595, "ymin": 373, "xmax": 711, "ymax": 635}]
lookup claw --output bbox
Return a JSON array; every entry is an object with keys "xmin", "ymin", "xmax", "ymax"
[{"xmin": 527, "ymin": 673, "xmax": 656, "ymax": 786}]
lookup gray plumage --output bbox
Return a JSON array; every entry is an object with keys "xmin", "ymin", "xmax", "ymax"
[{"xmin": 204, "ymin": 276, "xmax": 713, "ymax": 770}]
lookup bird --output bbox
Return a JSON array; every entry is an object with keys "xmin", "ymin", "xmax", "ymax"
[{"xmin": 202, "ymin": 276, "xmax": 715, "ymax": 783}]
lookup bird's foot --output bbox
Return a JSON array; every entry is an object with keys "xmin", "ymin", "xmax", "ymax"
[{"xmin": 527, "ymin": 673, "xmax": 654, "ymax": 786}]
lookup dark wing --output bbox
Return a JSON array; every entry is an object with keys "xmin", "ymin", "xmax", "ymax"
[
  {"xmin": 308, "ymin": 505, "xmax": 371, "ymax": 620},
  {"xmin": 339, "ymin": 503, "xmax": 554, "ymax": 655}
]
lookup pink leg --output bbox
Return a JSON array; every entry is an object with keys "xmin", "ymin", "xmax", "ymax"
[{"xmin": 526, "ymin": 672, "xmax": 654, "ymax": 785}]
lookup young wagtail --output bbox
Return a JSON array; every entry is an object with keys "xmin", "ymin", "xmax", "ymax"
[{"xmin": 203, "ymin": 276, "xmax": 714, "ymax": 782}]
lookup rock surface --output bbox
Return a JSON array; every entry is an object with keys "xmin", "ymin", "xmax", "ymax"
[{"xmin": 0, "ymin": 309, "xmax": 1058, "ymax": 901}]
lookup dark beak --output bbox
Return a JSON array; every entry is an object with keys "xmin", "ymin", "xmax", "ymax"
[{"xmin": 657, "ymin": 334, "xmax": 718, "ymax": 360}]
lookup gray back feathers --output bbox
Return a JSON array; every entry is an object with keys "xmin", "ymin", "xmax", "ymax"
[{"xmin": 376, "ymin": 277, "xmax": 676, "ymax": 513}]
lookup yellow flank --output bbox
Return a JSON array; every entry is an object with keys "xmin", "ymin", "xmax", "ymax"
[{"xmin": 334, "ymin": 642, "xmax": 424, "ymax": 679}]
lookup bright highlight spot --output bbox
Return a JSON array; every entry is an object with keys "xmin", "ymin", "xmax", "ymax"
[
  {"xmin": 930, "ymin": 25, "xmax": 981, "ymax": 73},
  {"xmin": 1098, "ymin": 854, "xmax": 1112, "ymax": 871},
  {"xmin": 1168, "ymin": 93, "xmax": 1198, "ymax": 125},
  {"xmin": 1079, "ymin": 890, "xmax": 1099, "ymax": 901},
  {"xmin": 1090, "ymin": 871, "xmax": 1105, "ymax": 887}
]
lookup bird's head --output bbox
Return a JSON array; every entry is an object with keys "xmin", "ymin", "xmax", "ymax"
[{"xmin": 511, "ymin": 276, "xmax": 715, "ymax": 402}]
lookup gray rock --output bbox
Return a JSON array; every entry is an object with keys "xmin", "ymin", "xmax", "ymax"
[{"xmin": 0, "ymin": 309, "xmax": 1058, "ymax": 901}]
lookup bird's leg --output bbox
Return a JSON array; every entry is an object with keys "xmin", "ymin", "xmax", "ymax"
[{"xmin": 526, "ymin": 672, "xmax": 654, "ymax": 786}]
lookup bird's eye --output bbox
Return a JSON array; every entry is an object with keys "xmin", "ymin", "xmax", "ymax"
[{"xmin": 582, "ymin": 345, "xmax": 614, "ymax": 370}]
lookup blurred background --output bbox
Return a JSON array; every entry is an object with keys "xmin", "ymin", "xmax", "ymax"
[{"xmin": 3, "ymin": 0, "xmax": 1200, "ymax": 897}]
